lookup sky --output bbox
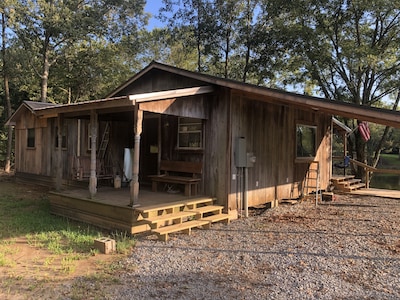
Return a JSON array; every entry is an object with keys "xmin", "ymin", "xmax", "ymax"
[{"xmin": 144, "ymin": 1, "xmax": 167, "ymax": 30}]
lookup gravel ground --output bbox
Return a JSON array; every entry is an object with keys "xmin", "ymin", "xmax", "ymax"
[
  {"xmin": 106, "ymin": 194, "xmax": 400, "ymax": 300},
  {"xmin": 1, "ymin": 173, "xmax": 398, "ymax": 300}
]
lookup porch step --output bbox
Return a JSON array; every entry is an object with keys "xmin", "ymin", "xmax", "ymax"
[
  {"xmin": 185, "ymin": 198, "xmax": 214, "ymax": 209},
  {"xmin": 201, "ymin": 213, "xmax": 230, "ymax": 229},
  {"xmin": 331, "ymin": 176, "xmax": 365, "ymax": 192},
  {"xmin": 137, "ymin": 197, "xmax": 216, "ymax": 218},
  {"xmin": 331, "ymin": 175, "xmax": 355, "ymax": 184},
  {"xmin": 185, "ymin": 205, "xmax": 224, "ymax": 217},
  {"xmin": 343, "ymin": 183, "xmax": 366, "ymax": 192},
  {"xmin": 152, "ymin": 220, "xmax": 209, "ymax": 242},
  {"xmin": 143, "ymin": 211, "xmax": 198, "ymax": 229},
  {"xmin": 137, "ymin": 198, "xmax": 229, "ymax": 241}
]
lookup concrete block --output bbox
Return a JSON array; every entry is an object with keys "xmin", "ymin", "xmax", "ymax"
[{"xmin": 94, "ymin": 237, "xmax": 116, "ymax": 254}]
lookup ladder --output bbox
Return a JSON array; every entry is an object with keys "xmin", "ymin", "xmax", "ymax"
[
  {"xmin": 98, "ymin": 122, "xmax": 110, "ymax": 160},
  {"xmin": 303, "ymin": 161, "xmax": 321, "ymax": 205}
]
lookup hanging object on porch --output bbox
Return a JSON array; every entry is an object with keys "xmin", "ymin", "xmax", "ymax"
[
  {"xmin": 123, "ymin": 148, "xmax": 133, "ymax": 184},
  {"xmin": 358, "ymin": 121, "xmax": 370, "ymax": 142}
]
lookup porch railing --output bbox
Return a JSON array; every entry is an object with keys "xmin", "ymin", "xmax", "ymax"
[{"xmin": 348, "ymin": 158, "xmax": 400, "ymax": 188}]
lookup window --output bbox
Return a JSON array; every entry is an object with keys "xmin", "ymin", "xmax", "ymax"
[
  {"xmin": 296, "ymin": 124, "xmax": 316, "ymax": 158},
  {"xmin": 27, "ymin": 128, "xmax": 35, "ymax": 148},
  {"xmin": 55, "ymin": 125, "xmax": 67, "ymax": 149},
  {"xmin": 178, "ymin": 117, "xmax": 203, "ymax": 149}
]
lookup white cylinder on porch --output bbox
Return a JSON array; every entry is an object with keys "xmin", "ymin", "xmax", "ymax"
[{"xmin": 123, "ymin": 148, "xmax": 134, "ymax": 182}]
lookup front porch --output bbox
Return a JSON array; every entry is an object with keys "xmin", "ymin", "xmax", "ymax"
[{"xmin": 48, "ymin": 186, "xmax": 230, "ymax": 240}]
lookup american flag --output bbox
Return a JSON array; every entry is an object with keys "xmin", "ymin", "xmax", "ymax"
[{"xmin": 358, "ymin": 121, "xmax": 370, "ymax": 142}]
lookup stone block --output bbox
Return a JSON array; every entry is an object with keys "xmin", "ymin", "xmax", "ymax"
[{"xmin": 94, "ymin": 237, "xmax": 116, "ymax": 254}]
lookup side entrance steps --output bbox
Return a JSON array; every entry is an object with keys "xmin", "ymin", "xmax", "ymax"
[
  {"xmin": 331, "ymin": 175, "xmax": 366, "ymax": 192},
  {"xmin": 136, "ymin": 197, "xmax": 230, "ymax": 242}
]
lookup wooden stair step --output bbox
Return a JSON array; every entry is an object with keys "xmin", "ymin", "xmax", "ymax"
[
  {"xmin": 185, "ymin": 205, "xmax": 224, "ymax": 217},
  {"xmin": 335, "ymin": 178, "xmax": 362, "ymax": 186},
  {"xmin": 344, "ymin": 183, "xmax": 366, "ymax": 192},
  {"xmin": 144, "ymin": 211, "xmax": 198, "ymax": 228},
  {"xmin": 152, "ymin": 220, "xmax": 209, "ymax": 242},
  {"xmin": 201, "ymin": 213, "xmax": 230, "ymax": 229},
  {"xmin": 331, "ymin": 175, "xmax": 355, "ymax": 183},
  {"xmin": 185, "ymin": 197, "xmax": 215, "ymax": 209}
]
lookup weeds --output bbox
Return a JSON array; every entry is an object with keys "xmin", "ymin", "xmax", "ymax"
[{"xmin": 0, "ymin": 181, "xmax": 136, "ymax": 299}]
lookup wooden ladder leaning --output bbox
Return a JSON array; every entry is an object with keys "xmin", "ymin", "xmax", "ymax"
[
  {"xmin": 303, "ymin": 161, "xmax": 321, "ymax": 205},
  {"xmin": 98, "ymin": 122, "xmax": 110, "ymax": 160}
]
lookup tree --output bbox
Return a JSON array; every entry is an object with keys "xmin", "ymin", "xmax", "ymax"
[
  {"xmin": 267, "ymin": 0, "xmax": 400, "ymax": 177},
  {"xmin": 12, "ymin": 0, "xmax": 147, "ymax": 103},
  {"xmin": 161, "ymin": 0, "xmax": 215, "ymax": 72},
  {"xmin": 1, "ymin": 1, "xmax": 15, "ymax": 172}
]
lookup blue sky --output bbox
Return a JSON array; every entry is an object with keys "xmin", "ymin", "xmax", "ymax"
[{"xmin": 144, "ymin": 1, "xmax": 166, "ymax": 29}]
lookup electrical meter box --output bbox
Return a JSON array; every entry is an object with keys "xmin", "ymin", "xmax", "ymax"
[{"xmin": 235, "ymin": 137, "xmax": 247, "ymax": 167}]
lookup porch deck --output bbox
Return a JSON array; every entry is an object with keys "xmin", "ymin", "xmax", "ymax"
[
  {"xmin": 49, "ymin": 186, "xmax": 218, "ymax": 234},
  {"xmin": 350, "ymin": 188, "xmax": 400, "ymax": 199}
]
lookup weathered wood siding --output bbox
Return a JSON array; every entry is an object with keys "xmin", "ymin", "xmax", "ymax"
[
  {"xmin": 14, "ymin": 109, "xmax": 49, "ymax": 175},
  {"xmin": 203, "ymin": 87, "xmax": 231, "ymax": 209},
  {"xmin": 226, "ymin": 93, "xmax": 332, "ymax": 209}
]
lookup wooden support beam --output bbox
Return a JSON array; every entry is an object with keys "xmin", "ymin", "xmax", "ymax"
[
  {"xmin": 89, "ymin": 110, "xmax": 98, "ymax": 198},
  {"xmin": 130, "ymin": 106, "xmax": 143, "ymax": 207},
  {"xmin": 128, "ymin": 86, "xmax": 214, "ymax": 103}
]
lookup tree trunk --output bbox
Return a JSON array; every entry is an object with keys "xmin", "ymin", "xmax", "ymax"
[
  {"xmin": 2, "ymin": 12, "xmax": 12, "ymax": 173},
  {"xmin": 40, "ymin": 34, "xmax": 51, "ymax": 102}
]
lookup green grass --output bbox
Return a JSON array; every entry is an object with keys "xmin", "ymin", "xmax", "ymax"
[
  {"xmin": 379, "ymin": 154, "xmax": 400, "ymax": 169},
  {"xmin": 0, "ymin": 184, "xmax": 136, "ymax": 256}
]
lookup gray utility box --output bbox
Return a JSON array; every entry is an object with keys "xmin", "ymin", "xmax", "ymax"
[{"xmin": 235, "ymin": 137, "xmax": 256, "ymax": 168}]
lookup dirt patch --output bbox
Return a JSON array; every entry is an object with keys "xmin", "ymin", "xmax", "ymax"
[{"xmin": 0, "ymin": 176, "xmax": 126, "ymax": 300}]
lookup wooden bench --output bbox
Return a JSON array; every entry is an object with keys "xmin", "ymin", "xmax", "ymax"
[{"xmin": 149, "ymin": 160, "xmax": 202, "ymax": 197}]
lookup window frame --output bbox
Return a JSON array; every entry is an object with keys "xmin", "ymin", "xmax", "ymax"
[
  {"xmin": 55, "ymin": 125, "xmax": 67, "ymax": 149},
  {"xmin": 177, "ymin": 117, "xmax": 203, "ymax": 150},
  {"xmin": 27, "ymin": 128, "xmax": 35, "ymax": 148},
  {"xmin": 296, "ymin": 123, "xmax": 317, "ymax": 159}
]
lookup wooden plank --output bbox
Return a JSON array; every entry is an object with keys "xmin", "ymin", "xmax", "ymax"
[
  {"xmin": 202, "ymin": 214, "xmax": 230, "ymax": 229},
  {"xmin": 185, "ymin": 205, "xmax": 224, "ymax": 217},
  {"xmin": 185, "ymin": 198, "xmax": 214, "ymax": 209},
  {"xmin": 160, "ymin": 160, "xmax": 203, "ymax": 174},
  {"xmin": 136, "ymin": 202, "xmax": 185, "ymax": 217},
  {"xmin": 153, "ymin": 220, "xmax": 209, "ymax": 241},
  {"xmin": 144, "ymin": 211, "xmax": 197, "ymax": 228},
  {"xmin": 129, "ymin": 86, "xmax": 214, "ymax": 103}
]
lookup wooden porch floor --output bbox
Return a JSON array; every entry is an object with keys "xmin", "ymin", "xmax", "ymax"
[
  {"xmin": 49, "ymin": 185, "xmax": 217, "ymax": 234},
  {"xmin": 350, "ymin": 188, "xmax": 400, "ymax": 199},
  {"xmin": 57, "ymin": 186, "xmax": 200, "ymax": 209}
]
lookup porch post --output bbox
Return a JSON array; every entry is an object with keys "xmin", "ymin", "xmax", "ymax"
[
  {"xmin": 130, "ymin": 106, "xmax": 143, "ymax": 207},
  {"xmin": 343, "ymin": 132, "xmax": 347, "ymax": 176},
  {"xmin": 56, "ymin": 114, "xmax": 63, "ymax": 191},
  {"xmin": 89, "ymin": 110, "xmax": 98, "ymax": 198}
]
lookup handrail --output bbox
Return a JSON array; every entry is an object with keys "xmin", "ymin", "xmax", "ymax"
[{"xmin": 348, "ymin": 158, "xmax": 400, "ymax": 188}]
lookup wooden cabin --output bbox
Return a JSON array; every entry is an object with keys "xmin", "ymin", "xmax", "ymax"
[{"xmin": 7, "ymin": 62, "xmax": 400, "ymax": 236}]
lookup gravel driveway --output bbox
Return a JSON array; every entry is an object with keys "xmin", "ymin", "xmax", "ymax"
[{"xmin": 107, "ymin": 194, "xmax": 400, "ymax": 299}]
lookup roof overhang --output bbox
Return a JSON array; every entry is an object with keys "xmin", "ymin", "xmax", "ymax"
[{"xmin": 107, "ymin": 61, "xmax": 400, "ymax": 128}]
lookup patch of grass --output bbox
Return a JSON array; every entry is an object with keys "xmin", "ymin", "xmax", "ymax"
[
  {"xmin": 111, "ymin": 231, "xmax": 136, "ymax": 255},
  {"xmin": 379, "ymin": 154, "xmax": 400, "ymax": 169},
  {"xmin": 0, "ymin": 188, "xmax": 135, "ymax": 256},
  {"xmin": 0, "ymin": 181, "xmax": 137, "ymax": 298}
]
